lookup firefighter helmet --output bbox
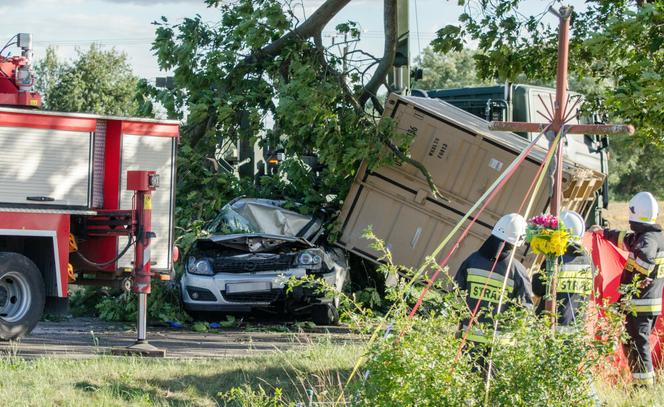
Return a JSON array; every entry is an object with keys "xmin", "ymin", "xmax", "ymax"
[
  {"xmin": 492, "ymin": 213, "xmax": 527, "ymax": 247},
  {"xmin": 561, "ymin": 210, "xmax": 585, "ymax": 240},
  {"xmin": 629, "ymin": 192, "xmax": 658, "ymax": 224}
]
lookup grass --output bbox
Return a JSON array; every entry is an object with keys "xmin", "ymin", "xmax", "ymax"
[
  {"xmin": 596, "ymin": 378, "xmax": 664, "ymax": 407},
  {"xmin": 0, "ymin": 342, "xmax": 360, "ymax": 407},
  {"xmin": 0, "ymin": 341, "xmax": 662, "ymax": 406}
]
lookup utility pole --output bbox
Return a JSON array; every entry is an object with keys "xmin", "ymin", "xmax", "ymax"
[
  {"xmin": 388, "ymin": 0, "xmax": 410, "ymax": 94},
  {"xmin": 238, "ymin": 110, "xmax": 255, "ymax": 179}
]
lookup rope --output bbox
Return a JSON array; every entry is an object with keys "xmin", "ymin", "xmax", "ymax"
[
  {"xmin": 483, "ymin": 129, "xmax": 565, "ymax": 404},
  {"xmin": 451, "ymin": 128, "xmax": 562, "ymax": 369},
  {"xmin": 406, "ymin": 127, "xmax": 549, "ymax": 321},
  {"xmin": 336, "ymin": 126, "xmax": 552, "ymax": 405}
]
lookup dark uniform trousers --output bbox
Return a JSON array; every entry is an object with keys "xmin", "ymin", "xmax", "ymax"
[{"xmin": 605, "ymin": 226, "xmax": 664, "ymax": 387}]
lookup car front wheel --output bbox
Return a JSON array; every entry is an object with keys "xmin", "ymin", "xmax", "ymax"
[{"xmin": 311, "ymin": 303, "xmax": 339, "ymax": 326}]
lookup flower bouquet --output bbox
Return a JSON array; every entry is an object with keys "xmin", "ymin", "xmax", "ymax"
[
  {"xmin": 526, "ymin": 214, "xmax": 570, "ymax": 258},
  {"xmin": 526, "ymin": 214, "xmax": 573, "ymax": 284}
]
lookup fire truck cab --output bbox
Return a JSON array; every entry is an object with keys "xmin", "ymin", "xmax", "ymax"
[{"xmin": 0, "ymin": 107, "xmax": 178, "ymax": 339}]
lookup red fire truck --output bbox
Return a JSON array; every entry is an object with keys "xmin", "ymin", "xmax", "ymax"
[{"xmin": 0, "ymin": 34, "xmax": 178, "ymax": 352}]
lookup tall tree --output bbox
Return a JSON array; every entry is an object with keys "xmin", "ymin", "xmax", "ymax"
[
  {"xmin": 34, "ymin": 45, "xmax": 143, "ymax": 116},
  {"xmin": 432, "ymin": 0, "xmax": 663, "ymax": 144},
  {"xmin": 412, "ymin": 47, "xmax": 493, "ymax": 90}
]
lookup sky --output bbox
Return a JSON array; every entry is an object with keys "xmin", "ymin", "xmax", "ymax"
[{"xmin": 1, "ymin": 0, "xmax": 586, "ymax": 80}]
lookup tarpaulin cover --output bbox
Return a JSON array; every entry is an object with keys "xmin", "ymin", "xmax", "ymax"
[{"xmin": 582, "ymin": 232, "xmax": 664, "ymax": 371}]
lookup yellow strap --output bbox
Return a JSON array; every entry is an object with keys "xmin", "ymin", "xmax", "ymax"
[
  {"xmin": 626, "ymin": 258, "xmax": 651, "ymax": 276},
  {"xmin": 467, "ymin": 333, "xmax": 490, "ymax": 344},
  {"xmin": 632, "ymin": 304, "xmax": 661, "ymax": 314},
  {"xmin": 467, "ymin": 274, "xmax": 507, "ymax": 289},
  {"xmin": 632, "ymin": 376, "xmax": 655, "ymax": 386},
  {"xmin": 618, "ymin": 231, "xmax": 626, "ymax": 251},
  {"xmin": 557, "ymin": 270, "xmax": 592, "ymax": 280}
]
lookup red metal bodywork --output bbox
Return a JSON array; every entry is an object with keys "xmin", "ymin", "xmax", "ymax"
[
  {"xmin": 127, "ymin": 170, "xmax": 157, "ymax": 295},
  {"xmin": 0, "ymin": 109, "xmax": 179, "ymax": 299},
  {"xmin": 0, "ymin": 213, "xmax": 70, "ymax": 297},
  {"xmin": 0, "ymin": 56, "xmax": 41, "ymax": 108}
]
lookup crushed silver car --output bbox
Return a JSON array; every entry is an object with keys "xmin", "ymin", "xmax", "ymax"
[{"xmin": 181, "ymin": 198, "xmax": 349, "ymax": 324}]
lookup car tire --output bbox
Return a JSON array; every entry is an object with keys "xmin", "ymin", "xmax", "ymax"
[
  {"xmin": 0, "ymin": 252, "xmax": 46, "ymax": 340},
  {"xmin": 311, "ymin": 303, "xmax": 339, "ymax": 326}
]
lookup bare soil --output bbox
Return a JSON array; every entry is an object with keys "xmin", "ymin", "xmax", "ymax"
[{"xmin": 603, "ymin": 201, "xmax": 664, "ymax": 230}]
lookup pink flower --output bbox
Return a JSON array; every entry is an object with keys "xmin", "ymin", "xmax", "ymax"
[{"xmin": 528, "ymin": 213, "xmax": 561, "ymax": 229}]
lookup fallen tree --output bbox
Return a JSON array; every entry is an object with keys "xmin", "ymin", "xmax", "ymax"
[{"xmin": 147, "ymin": 0, "xmax": 440, "ymax": 236}]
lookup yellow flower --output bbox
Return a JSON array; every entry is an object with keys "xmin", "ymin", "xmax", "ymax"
[
  {"xmin": 549, "ymin": 230, "xmax": 570, "ymax": 256},
  {"xmin": 528, "ymin": 230, "xmax": 570, "ymax": 256}
]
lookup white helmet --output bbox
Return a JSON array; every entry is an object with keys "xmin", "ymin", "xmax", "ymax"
[
  {"xmin": 560, "ymin": 210, "xmax": 585, "ymax": 240},
  {"xmin": 629, "ymin": 192, "xmax": 658, "ymax": 224},
  {"xmin": 492, "ymin": 213, "xmax": 527, "ymax": 247}
]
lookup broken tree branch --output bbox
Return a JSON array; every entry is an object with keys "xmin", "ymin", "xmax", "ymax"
[
  {"xmin": 357, "ymin": 0, "xmax": 397, "ymax": 108},
  {"xmin": 384, "ymin": 139, "xmax": 443, "ymax": 200},
  {"xmin": 313, "ymin": 30, "xmax": 364, "ymax": 114},
  {"xmin": 239, "ymin": 0, "xmax": 351, "ymax": 68}
]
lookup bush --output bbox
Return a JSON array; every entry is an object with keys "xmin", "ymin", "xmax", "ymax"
[
  {"xmin": 354, "ymin": 306, "xmax": 608, "ymax": 406},
  {"xmin": 69, "ymin": 282, "xmax": 189, "ymax": 324},
  {"xmin": 356, "ymin": 315, "xmax": 483, "ymax": 406},
  {"xmin": 227, "ymin": 230, "xmax": 615, "ymax": 406}
]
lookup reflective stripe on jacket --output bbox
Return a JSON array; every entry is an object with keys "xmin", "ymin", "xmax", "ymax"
[
  {"xmin": 532, "ymin": 245, "xmax": 593, "ymax": 326},
  {"xmin": 455, "ymin": 248, "xmax": 533, "ymax": 332},
  {"xmin": 605, "ymin": 225, "xmax": 664, "ymax": 316}
]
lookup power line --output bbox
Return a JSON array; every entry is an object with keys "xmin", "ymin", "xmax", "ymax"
[
  {"xmin": 31, "ymin": 30, "xmax": 440, "ymax": 46},
  {"xmin": 33, "ymin": 38, "xmax": 155, "ymax": 46},
  {"xmin": 414, "ymin": 0, "xmax": 422, "ymax": 56}
]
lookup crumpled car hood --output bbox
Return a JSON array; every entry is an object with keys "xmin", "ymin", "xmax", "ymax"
[{"xmin": 199, "ymin": 233, "xmax": 314, "ymax": 253}]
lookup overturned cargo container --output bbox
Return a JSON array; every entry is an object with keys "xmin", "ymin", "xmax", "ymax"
[{"xmin": 336, "ymin": 94, "xmax": 604, "ymax": 276}]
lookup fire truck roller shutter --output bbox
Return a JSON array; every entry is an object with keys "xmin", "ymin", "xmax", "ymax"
[
  {"xmin": 0, "ymin": 126, "xmax": 93, "ymax": 208},
  {"xmin": 118, "ymin": 134, "xmax": 176, "ymax": 271},
  {"xmin": 0, "ymin": 252, "xmax": 45, "ymax": 340}
]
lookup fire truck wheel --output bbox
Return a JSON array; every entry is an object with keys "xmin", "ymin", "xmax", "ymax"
[{"xmin": 0, "ymin": 252, "xmax": 46, "ymax": 340}]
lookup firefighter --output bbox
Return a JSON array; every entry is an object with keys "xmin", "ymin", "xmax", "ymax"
[
  {"xmin": 455, "ymin": 213, "xmax": 533, "ymax": 348},
  {"xmin": 532, "ymin": 210, "xmax": 594, "ymax": 332},
  {"xmin": 591, "ymin": 191, "xmax": 664, "ymax": 387}
]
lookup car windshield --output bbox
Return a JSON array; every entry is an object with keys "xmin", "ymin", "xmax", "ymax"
[{"xmin": 206, "ymin": 198, "xmax": 318, "ymax": 238}]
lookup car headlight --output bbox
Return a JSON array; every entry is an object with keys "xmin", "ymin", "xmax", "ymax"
[
  {"xmin": 298, "ymin": 251, "xmax": 322, "ymax": 267},
  {"xmin": 187, "ymin": 257, "xmax": 214, "ymax": 276}
]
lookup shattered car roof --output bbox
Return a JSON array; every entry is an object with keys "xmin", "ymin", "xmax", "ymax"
[{"xmin": 206, "ymin": 198, "xmax": 323, "ymax": 241}]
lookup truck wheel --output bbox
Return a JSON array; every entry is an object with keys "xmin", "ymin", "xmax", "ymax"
[
  {"xmin": 311, "ymin": 303, "xmax": 339, "ymax": 326},
  {"xmin": 0, "ymin": 253, "xmax": 45, "ymax": 340}
]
